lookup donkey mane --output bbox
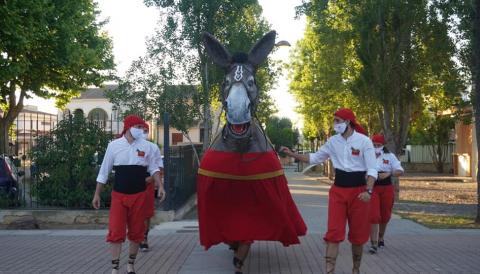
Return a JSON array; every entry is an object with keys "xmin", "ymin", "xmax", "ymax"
[{"xmin": 231, "ymin": 53, "xmax": 249, "ymax": 64}]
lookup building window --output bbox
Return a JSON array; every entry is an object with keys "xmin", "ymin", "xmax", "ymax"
[
  {"xmin": 63, "ymin": 109, "xmax": 71, "ymax": 118},
  {"xmin": 73, "ymin": 109, "xmax": 84, "ymax": 117},
  {"xmin": 88, "ymin": 108, "xmax": 108, "ymax": 128},
  {"xmin": 172, "ymin": 133, "xmax": 183, "ymax": 145}
]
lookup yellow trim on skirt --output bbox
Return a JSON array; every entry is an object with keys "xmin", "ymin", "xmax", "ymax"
[{"xmin": 198, "ymin": 168, "xmax": 284, "ymax": 180}]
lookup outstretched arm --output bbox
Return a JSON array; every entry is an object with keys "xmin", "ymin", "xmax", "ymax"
[{"xmin": 280, "ymin": 146, "xmax": 310, "ymax": 163}]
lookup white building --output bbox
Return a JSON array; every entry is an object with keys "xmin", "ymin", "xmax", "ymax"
[
  {"xmin": 64, "ymin": 85, "xmax": 205, "ymax": 147},
  {"xmin": 63, "ymin": 85, "xmax": 123, "ymax": 134},
  {"xmin": 12, "ymin": 105, "xmax": 58, "ymax": 156}
]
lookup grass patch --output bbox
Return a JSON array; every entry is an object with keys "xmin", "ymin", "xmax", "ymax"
[{"xmin": 396, "ymin": 212, "xmax": 480, "ymax": 229}]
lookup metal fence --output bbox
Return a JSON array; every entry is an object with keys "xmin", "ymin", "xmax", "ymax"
[
  {"xmin": 2, "ymin": 113, "xmax": 200, "ymax": 211},
  {"xmin": 399, "ymin": 144, "xmax": 455, "ymax": 164},
  {"xmin": 163, "ymin": 144, "xmax": 202, "ymax": 211}
]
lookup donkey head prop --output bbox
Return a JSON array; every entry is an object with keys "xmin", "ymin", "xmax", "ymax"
[{"xmin": 203, "ymin": 31, "xmax": 276, "ymax": 152}]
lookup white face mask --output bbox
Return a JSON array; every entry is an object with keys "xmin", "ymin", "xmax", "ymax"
[
  {"xmin": 141, "ymin": 133, "xmax": 148, "ymax": 140},
  {"xmin": 129, "ymin": 127, "xmax": 144, "ymax": 140},
  {"xmin": 333, "ymin": 122, "xmax": 347, "ymax": 134},
  {"xmin": 375, "ymin": 147, "xmax": 384, "ymax": 155}
]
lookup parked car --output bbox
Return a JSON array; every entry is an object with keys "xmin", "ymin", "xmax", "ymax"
[{"xmin": 0, "ymin": 155, "xmax": 25, "ymax": 205}]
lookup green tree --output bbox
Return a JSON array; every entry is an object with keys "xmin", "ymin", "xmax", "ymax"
[
  {"xmin": 0, "ymin": 0, "xmax": 114, "ymax": 153},
  {"xmin": 351, "ymin": 0, "xmax": 464, "ymax": 155},
  {"xmin": 143, "ymin": 0, "xmax": 279, "ymax": 151},
  {"xmin": 293, "ymin": 0, "xmax": 464, "ymax": 155},
  {"xmin": 289, "ymin": 2, "xmax": 379, "ymax": 141},
  {"xmin": 472, "ymin": 0, "xmax": 480, "ymax": 225},
  {"xmin": 30, "ymin": 112, "xmax": 112, "ymax": 208},
  {"xmin": 428, "ymin": 0, "xmax": 480, "ymax": 222},
  {"xmin": 265, "ymin": 116, "xmax": 299, "ymax": 154},
  {"xmin": 408, "ymin": 95, "xmax": 456, "ymax": 173}
]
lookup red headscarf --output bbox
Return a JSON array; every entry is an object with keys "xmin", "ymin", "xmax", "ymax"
[
  {"xmin": 143, "ymin": 122, "xmax": 150, "ymax": 131},
  {"xmin": 371, "ymin": 134, "xmax": 386, "ymax": 145},
  {"xmin": 121, "ymin": 115, "xmax": 145, "ymax": 135},
  {"xmin": 334, "ymin": 108, "xmax": 367, "ymax": 135}
]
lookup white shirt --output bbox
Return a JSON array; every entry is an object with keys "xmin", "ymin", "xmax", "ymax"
[
  {"xmin": 147, "ymin": 141, "xmax": 164, "ymax": 169},
  {"xmin": 376, "ymin": 151, "xmax": 404, "ymax": 173},
  {"xmin": 309, "ymin": 131, "xmax": 378, "ymax": 179},
  {"xmin": 96, "ymin": 136, "xmax": 160, "ymax": 184}
]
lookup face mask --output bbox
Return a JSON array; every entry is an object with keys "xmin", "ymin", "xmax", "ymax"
[
  {"xmin": 375, "ymin": 147, "xmax": 384, "ymax": 155},
  {"xmin": 141, "ymin": 133, "xmax": 148, "ymax": 140},
  {"xmin": 130, "ymin": 127, "xmax": 144, "ymax": 140},
  {"xmin": 334, "ymin": 122, "xmax": 347, "ymax": 134}
]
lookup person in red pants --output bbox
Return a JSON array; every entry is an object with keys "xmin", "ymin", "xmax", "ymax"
[
  {"xmin": 140, "ymin": 122, "xmax": 164, "ymax": 252},
  {"xmin": 92, "ymin": 115, "xmax": 164, "ymax": 274},
  {"xmin": 282, "ymin": 108, "xmax": 377, "ymax": 274},
  {"xmin": 368, "ymin": 134, "xmax": 404, "ymax": 254}
]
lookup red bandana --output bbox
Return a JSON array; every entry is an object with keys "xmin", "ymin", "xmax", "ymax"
[{"xmin": 334, "ymin": 108, "xmax": 367, "ymax": 136}]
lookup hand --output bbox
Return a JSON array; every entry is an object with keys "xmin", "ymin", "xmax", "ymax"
[
  {"xmin": 145, "ymin": 176, "xmax": 154, "ymax": 184},
  {"xmin": 157, "ymin": 186, "xmax": 166, "ymax": 202},
  {"xmin": 378, "ymin": 172, "xmax": 391, "ymax": 180},
  {"xmin": 92, "ymin": 194, "xmax": 101, "ymax": 209},
  {"xmin": 358, "ymin": 191, "xmax": 371, "ymax": 202},
  {"xmin": 279, "ymin": 146, "xmax": 292, "ymax": 155}
]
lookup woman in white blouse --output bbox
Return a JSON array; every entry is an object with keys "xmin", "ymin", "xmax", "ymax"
[{"xmin": 369, "ymin": 134, "xmax": 404, "ymax": 254}]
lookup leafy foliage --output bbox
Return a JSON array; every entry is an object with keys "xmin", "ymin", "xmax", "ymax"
[
  {"xmin": 138, "ymin": 0, "xmax": 280, "ymax": 148},
  {"xmin": 291, "ymin": 0, "xmax": 466, "ymax": 155},
  {"xmin": 0, "ymin": 0, "xmax": 115, "ymax": 153},
  {"xmin": 29, "ymin": 113, "xmax": 112, "ymax": 208},
  {"xmin": 265, "ymin": 117, "xmax": 299, "ymax": 154}
]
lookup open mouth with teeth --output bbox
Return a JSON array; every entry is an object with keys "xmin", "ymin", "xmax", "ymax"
[{"xmin": 229, "ymin": 122, "xmax": 250, "ymax": 135}]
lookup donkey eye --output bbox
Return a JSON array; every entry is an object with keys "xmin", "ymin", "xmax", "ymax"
[
  {"xmin": 247, "ymin": 79, "xmax": 254, "ymax": 88},
  {"xmin": 225, "ymin": 78, "xmax": 231, "ymax": 86}
]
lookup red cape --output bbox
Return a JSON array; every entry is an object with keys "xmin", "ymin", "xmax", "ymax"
[{"xmin": 197, "ymin": 149, "xmax": 307, "ymax": 249}]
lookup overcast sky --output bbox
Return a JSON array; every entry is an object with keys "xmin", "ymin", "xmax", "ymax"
[{"xmin": 26, "ymin": 0, "xmax": 306, "ymax": 128}]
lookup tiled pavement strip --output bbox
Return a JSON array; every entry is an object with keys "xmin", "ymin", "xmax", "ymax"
[{"xmin": 1, "ymin": 169, "xmax": 479, "ymax": 274}]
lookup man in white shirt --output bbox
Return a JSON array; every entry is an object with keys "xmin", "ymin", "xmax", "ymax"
[
  {"xmin": 281, "ymin": 108, "xmax": 377, "ymax": 274},
  {"xmin": 91, "ymin": 115, "xmax": 164, "ymax": 274}
]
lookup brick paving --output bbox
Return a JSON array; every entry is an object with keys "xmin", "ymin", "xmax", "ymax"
[{"xmin": 1, "ymin": 170, "xmax": 479, "ymax": 274}]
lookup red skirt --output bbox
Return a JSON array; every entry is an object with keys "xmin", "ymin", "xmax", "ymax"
[{"xmin": 197, "ymin": 149, "xmax": 307, "ymax": 250}]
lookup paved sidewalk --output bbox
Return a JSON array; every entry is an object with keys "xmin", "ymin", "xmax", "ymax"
[{"xmin": 1, "ymin": 170, "xmax": 479, "ymax": 273}]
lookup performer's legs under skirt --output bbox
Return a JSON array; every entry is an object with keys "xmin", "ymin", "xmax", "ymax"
[{"xmin": 233, "ymin": 243, "xmax": 250, "ymax": 274}]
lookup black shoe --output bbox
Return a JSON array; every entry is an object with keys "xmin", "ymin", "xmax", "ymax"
[
  {"xmin": 140, "ymin": 242, "xmax": 149, "ymax": 252},
  {"xmin": 369, "ymin": 245, "xmax": 378, "ymax": 254},
  {"xmin": 233, "ymin": 257, "xmax": 244, "ymax": 274},
  {"xmin": 378, "ymin": 240, "xmax": 385, "ymax": 248},
  {"xmin": 228, "ymin": 242, "xmax": 239, "ymax": 252}
]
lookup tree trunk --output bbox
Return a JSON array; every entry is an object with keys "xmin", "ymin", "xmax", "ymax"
[
  {"xmin": 183, "ymin": 133, "xmax": 200, "ymax": 165},
  {"xmin": 0, "ymin": 83, "xmax": 27, "ymax": 155},
  {"xmin": 472, "ymin": 0, "xmax": 480, "ymax": 224},
  {"xmin": 0, "ymin": 121, "xmax": 10, "ymax": 154},
  {"xmin": 435, "ymin": 144, "xmax": 444, "ymax": 173}
]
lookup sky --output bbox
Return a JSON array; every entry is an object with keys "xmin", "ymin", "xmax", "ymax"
[{"xmin": 25, "ymin": 0, "xmax": 306, "ymax": 128}]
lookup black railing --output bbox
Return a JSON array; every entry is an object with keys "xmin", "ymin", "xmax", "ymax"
[
  {"xmin": 163, "ymin": 144, "xmax": 202, "ymax": 211},
  {"xmin": 2, "ymin": 112, "xmax": 202, "ymax": 211}
]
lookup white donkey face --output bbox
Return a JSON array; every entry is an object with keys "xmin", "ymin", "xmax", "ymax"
[
  {"xmin": 222, "ymin": 63, "xmax": 257, "ymax": 134},
  {"xmin": 203, "ymin": 31, "xmax": 276, "ymax": 136}
]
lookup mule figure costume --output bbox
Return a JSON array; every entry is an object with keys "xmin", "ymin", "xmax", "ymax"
[{"xmin": 197, "ymin": 31, "xmax": 307, "ymax": 273}]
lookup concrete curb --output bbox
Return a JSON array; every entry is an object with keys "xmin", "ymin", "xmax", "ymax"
[{"xmin": 0, "ymin": 201, "xmax": 193, "ymax": 229}]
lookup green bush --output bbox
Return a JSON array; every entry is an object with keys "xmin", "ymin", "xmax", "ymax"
[{"xmin": 30, "ymin": 113, "xmax": 112, "ymax": 208}]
